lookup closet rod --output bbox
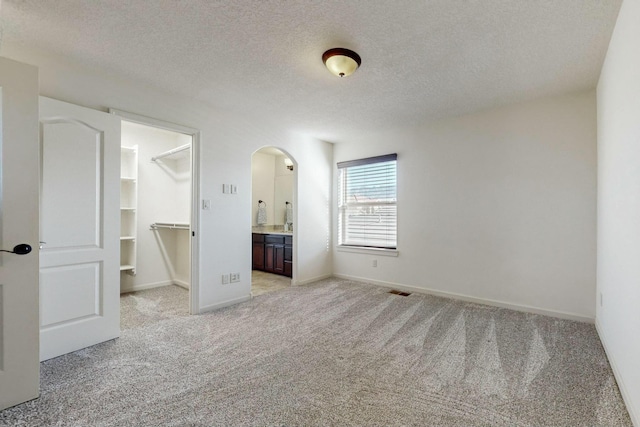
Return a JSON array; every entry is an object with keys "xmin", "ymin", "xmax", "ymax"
[
  {"xmin": 151, "ymin": 143, "xmax": 191, "ymax": 162},
  {"xmin": 150, "ymin": 222, "xmax": 190, "ymax": 230}
]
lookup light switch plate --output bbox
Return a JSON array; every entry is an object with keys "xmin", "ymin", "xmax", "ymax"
[{"xmin": 202, "ymin": 199, "xmax": 211, "ymax": 210}]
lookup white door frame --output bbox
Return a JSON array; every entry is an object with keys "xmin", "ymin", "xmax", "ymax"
[{"xmin": 109, "ymin": 109, "xmax": 201, "ymax": 314}]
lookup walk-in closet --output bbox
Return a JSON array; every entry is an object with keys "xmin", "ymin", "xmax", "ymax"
[{"xmin": 120, "ymin": 121, "xmax": 192, "ymax": 301}]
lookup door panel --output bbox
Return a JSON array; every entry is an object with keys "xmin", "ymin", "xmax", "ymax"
[
  {"xmin": 40, "ymin": 262, "xmax": 101, "ymax": 327},
  {"xmin": 41, "ymin": 121, "xmax": 102, "ymax": 249},
  {"xmin": 274, "ymin": 245, "xmax": 284, "ymax": 274},
  {"xmin": 252, "ymin": 243, "xmax": 264, "ymax": 269},
  {"xmin": 0, "ymin": 57, "xmax": 40, "ymax": 410},
  {"xmin": 265, "ymin": 244, "xmax": 274, "ymax": 271},
  {"xmin": 39, "ymin": 97, "xmax": 120, "ymax": 362}
]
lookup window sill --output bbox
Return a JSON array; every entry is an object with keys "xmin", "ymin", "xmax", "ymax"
[{"xmin": 336, "ymin": 245, "xmax": 399, "ymax": 257}]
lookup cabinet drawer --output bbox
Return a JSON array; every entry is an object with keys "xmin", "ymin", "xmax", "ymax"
[
  {"xmin": 252, "ymin": 233, "xmax": 265, "ymax": 242},
  {"xmin": 265, "ymin": 235, "xmax": 285, "ymax": 244}
]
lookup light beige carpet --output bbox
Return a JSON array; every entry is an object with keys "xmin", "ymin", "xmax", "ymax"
[
  {"xmin": 120, "ymin": 284, "xmax": 189, "ymax": 330},
  {"xmin": 0, "ymin": 278, "xmax": 631, "ymax": 426}
]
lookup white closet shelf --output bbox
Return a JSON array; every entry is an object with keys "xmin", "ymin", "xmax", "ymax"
[
  {"xmin": 150, "ymin": 222, "xmax": 190, "ymax": 230},
  {"xmin": 120, "ymin": 144, "xmax": 138, "ymax": 276}
]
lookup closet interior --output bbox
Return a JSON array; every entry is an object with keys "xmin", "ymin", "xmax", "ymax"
[{"xmin": 120, "ymin": 121, "xmax": 192, "ymax": 296}]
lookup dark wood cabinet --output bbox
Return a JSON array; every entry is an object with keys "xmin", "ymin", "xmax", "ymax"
[
  {"xmin": 284, "ymin": 236, "xmax": 292, "ymax": 277},
  {"xmin": 265, "ymin": 235, "xmax": 284, "ymax": 275},
  {"xmin": 273, "ymin": 244, "xmax": 285, "ymax": 274},
  {"xmin": 252, "ymin": 233, "xmax": 292, "ymax": 277},
  {"xmin": 265, "ymin": 243, "xmax": 275, "ymax": 271},
  {"xmin": 252, "ymin": 234, "xmax": 265, "ymax": 270},
  {"xmin": 252, "ymin": 243, "xmax": 265, "ymax": 269}
]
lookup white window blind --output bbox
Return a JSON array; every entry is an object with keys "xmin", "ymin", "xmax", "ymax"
[{"xmin": 338, "ymin": 154, "xmax": 397, "ymax": 249}]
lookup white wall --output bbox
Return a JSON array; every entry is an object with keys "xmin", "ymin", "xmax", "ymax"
[
  {"xmin": 120, "ymin": 121, "xmax": 191, "ymax": 292},
  {"xmin": 596, "ymin": 0, "xmax": 640, "ymax": 424},
  {"xmin": 334, "ymin": 91, "xmax": 597, "ymax": 321},
  {"xmin": 293, "ymin": 140, "xmax": 333, "ymax": 284},
  {"xmin": 175, "ymin": 154, "xmax": 192, "ymax": 223},
  {"xmin": 251, "ymin": 152, "xmax": 276, "ymax": 226},
  {"xmin": 174, "ymin": 154, "xmax": 191, "ymax": 286},
  {"xmin": 2, "ymin": 45, "xmax": 333, "ymax": 310}
]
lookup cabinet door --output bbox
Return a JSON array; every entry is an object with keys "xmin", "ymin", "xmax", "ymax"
[
  {"xmin": 274, "ymin": 244, "xmax": 285, "ymax": 274},
  {"xmin": 265, "ymin": 244, "xmax": 275, "ymax": 272},
  {"xmin": 284, "ymin": 261, "xmax": 292, "ymax": 277},
  {"xmin": 284, "ymin": 243, "xmax": 292, "ymax": 277},
  {"xmin": 252, "ymin": 242, "xmax": 265, "ymax": 270}
]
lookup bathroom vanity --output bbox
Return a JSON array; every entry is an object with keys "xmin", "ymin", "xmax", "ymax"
[{"xmin": 252, "ymin": 232, "xmax": 292, "ymax": 277}]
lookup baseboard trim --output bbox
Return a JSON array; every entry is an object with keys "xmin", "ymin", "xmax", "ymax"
[
  {"xmin": 292, "ymin": 273, "xmax": 332, "ymax": 287},
  {"xmin": 121, "ymin": 280, "xmax": 189, "ymax": 294},
  {"xmin": 198, "ymin": 295, "xmax": 251, "ymax": 314},
  {"xmin": 596, "ymin": 319, "xmax": 639, "ymax": 427},
  {"xmin": 120, "ymin": 280, "xmax": 174, "ymax": 294},
  {"xmin": 173, "ymin": 280, "xmax": 190, "ymax": 290},
  {"xmin": 333, "ymin": 274, "xmax": 595, "ymax": 323}
]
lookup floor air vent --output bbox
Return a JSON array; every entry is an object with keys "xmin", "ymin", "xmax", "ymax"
[{"xmin": 388, "ymin": 290, "xmax": 411, "ymax": 296}]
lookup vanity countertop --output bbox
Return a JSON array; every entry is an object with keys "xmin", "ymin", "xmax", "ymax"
[
  {"xmin": 254, "ymin": 231, "xmax": 292, "ymax": 236},
  {"xmin": 252, "ymin": 227, "xmax": 292, "ymax": 236}
]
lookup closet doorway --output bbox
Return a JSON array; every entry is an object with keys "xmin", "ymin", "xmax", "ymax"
[
  {"xmin": 251, "ymin": 147, "xmax": 296, "ymax": 296},
  {"xmin": 112, "ymin": 109, "xmax": 200, "ymax": 318}
]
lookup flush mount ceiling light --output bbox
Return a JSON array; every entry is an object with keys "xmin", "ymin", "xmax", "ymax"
[{"xmin": 322, "ymin": 48, "xmax": 361, "ymax": 77}]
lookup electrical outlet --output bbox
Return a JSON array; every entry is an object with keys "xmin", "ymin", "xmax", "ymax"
[
  {"xmin": 222, "ymin": 274, "xmax": 229, "ymax": 284},
  {"xmin": 372, "ymin": 259, "xmax": 377, "ymax": 267},
  {"xmin": 230, "ymin": 273, "xmax": 240, "ymax": 283},
  {"xmin": 202, "ymin": 199, "xmax": 211, "ymax": 210}
]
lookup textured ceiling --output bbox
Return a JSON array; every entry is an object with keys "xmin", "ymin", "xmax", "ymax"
[{"xmin": 0, "ymin": 0, "xmax": 622, "ymax": 142}]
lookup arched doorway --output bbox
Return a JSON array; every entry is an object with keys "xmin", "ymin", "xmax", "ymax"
[{"xmin": 250, "ymin": 147, "xmax": 297, "ymax": 296}]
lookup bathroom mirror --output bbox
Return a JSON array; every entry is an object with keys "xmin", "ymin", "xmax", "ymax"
[
  {"xmin": 274, "ymin": 173, "xmax": 293, "ymax": 226},
  {"xmin": 251, "ymin": 149, "xmax": 294, "ymax": 229}
]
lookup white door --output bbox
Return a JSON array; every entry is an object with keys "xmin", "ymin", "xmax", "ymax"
[
  {"xmin": 39, "ymin": 97, "xmax": 121, "ymax": 361},
  {"xmin": 0, "ymin": 58, "xmax": 40, "ymax": 409}
]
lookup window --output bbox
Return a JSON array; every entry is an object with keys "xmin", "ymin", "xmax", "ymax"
[{"xmin": 338, "ymin": 154, "xmax": 397, "ymax": 249}]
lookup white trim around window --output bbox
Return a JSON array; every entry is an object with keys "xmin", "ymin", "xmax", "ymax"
[{"xmin": 337, "ymin": 153, "xmax": 397, "ymax": 250}]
